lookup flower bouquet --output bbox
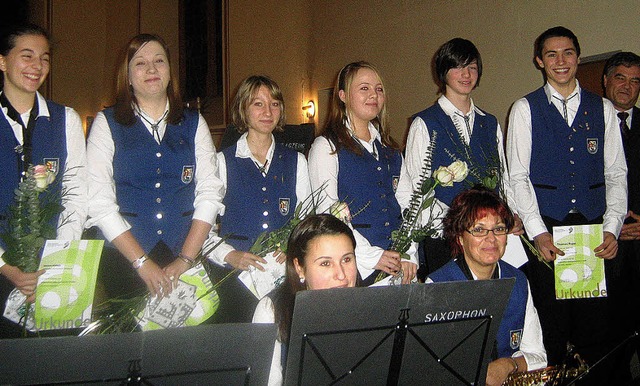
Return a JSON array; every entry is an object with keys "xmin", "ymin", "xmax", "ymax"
[
  {"xmin": 376, "ymin": 133, "xmax": 469, "ymax": 284},
  {"xmin": 241, "ymin": 185, "xmax": 327, "ymax": 298},
  {"xmin": 1, "ymin": 164, "xmax": 62, "ymax": 334}
]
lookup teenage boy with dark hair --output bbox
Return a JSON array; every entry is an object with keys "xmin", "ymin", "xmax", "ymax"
[
  {"xmin": 399, "ymin": 38, "xmax": 522, "ymax": 281},
  {"xmin": 506, "ymin": 26, "xmax": 629, "ymax": 384}
]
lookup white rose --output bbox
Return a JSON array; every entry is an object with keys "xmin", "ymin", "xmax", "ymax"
[
  {"xmin": 433, "ymin": 166, "xmax": 454, "ymax": 187},
  {"xmin": 330, "ymin": 201, "xmax": 352, "ymax": 224},
  {"xmin": 448, "ymin": 160, "xmax": 469, "ymax": 182}
]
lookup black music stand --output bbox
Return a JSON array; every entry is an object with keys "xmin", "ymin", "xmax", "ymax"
[
  {"xmin": 0, "ymin": 323, "xmax": 276, "ymax": 385},
  {"xmin": 284, "ymin": 279, "xmax": 514, "ymax": 386}
]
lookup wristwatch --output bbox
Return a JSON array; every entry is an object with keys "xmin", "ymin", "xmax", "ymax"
[{"xmin": 132, "ymin": 254, "xmax": 148, "ymax": 269}]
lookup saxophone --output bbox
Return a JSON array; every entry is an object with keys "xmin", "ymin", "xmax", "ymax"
[{"xmin": 502, "ymin": 348, "xmax": 589, "ymax": 386}]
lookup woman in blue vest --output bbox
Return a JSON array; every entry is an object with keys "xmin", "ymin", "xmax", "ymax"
[
  {"xmin": 427, "ymin": 186, "xmax": 546, "ymax": 385},
  {"xmin": 206, "ymin": 75, "xmax": 311, "ymax": 323},
  {"xmin": 86, "ymin": 34, "xmax": 224, "ymax": 300},
  {"xmin": 398, "ymin": 38, "xmax": 522, "ymax": 281},
  {"xmin": 308, "ymin": 61, "xmax": 417, "ymax": 285},
  {"xmin": 253, "ymin": 213, "xmax": 359, "ymax": 386},
  {"xmin": 0, "ymin": 24, "xmax": 87, "ymax": 337}
]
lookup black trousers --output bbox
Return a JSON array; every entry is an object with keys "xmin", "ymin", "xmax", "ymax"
[{"xmin": 521, "ymin": 213, "xmax": 631, "ymax": 385}]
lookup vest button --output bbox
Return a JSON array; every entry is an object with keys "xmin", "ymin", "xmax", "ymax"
[
  {"xmin": 569, "ymin": 147, "xmax": 574, "ymax": 152},
  {"xmin": 156, "ymin": 197, "xmax": 161, "ymax": 203},
  {"xmin": 571, "ymin": 199, "xmax": 576, "ymax": 204},
  {"xmin": 262, "ymin": 187, "xmax": 267, "ymax": 192},
  {"xmin": 380, "ymin": 194, "xmax": 386, "ymax": 199},
  {"xmin": 262, "ymin": 223, "xmax": 269, "ymax": 229},
  {"xmin": 157, "ymin": 168, "xmax": 161, "ymax": 174},
  {"xmin": 263, "ymin": 199, "xmax": 269, "ymax": 204},
  {"xmin": 384, "ymin": 222, "xmax": 390, "ymax": 226},
  {"xmin": 377, "ymin": 166, "xmax": 382, "ymax": 171},
  {"xmin": 155, "ymin": 182, "xmax": 161, "ymax": 188},
  {"xmin": 569, "ymin": 160, "xmax": 575, "ymax": 165},
  {"xmin": 382, "ymin": 208, "xmax": 388, "ymax": 212},
  {"xmin": 157, "ymin": 229, "xmax": 163, "ymax": 235},
  {"xmin": 263, "ymin": 211, "xmax": 269, "ymax": 216},
  {"xmin": 156, "ymin": 152, "xmax": 162, "ymax": 158},
  {"xmin": 156, "ymin": 213, "xmax": 163, "ymax": 219}
]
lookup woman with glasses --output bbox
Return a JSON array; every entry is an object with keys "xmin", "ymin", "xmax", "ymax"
[{"xmin": 427, "ymin": 186, "xmax": 546, "ymax": 386}]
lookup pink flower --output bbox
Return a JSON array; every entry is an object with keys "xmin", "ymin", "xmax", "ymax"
[{"xmin": 33, "ymin": 165, "xmax": 55, "ymax": 190}]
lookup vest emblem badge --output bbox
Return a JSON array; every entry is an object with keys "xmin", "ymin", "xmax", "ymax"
[
  {"xmin": 181, "ymin": 165, "xmax": 194, "ymax": 184},
  {"xmin": 586, "ymin": 138, "xmax": 598, "ymax": 154},
  {"xmin": 510, "ymin": 329, "xmax": 523, "ymax": 349},
  {"xmin": 392, "ymin": 175, "xmax": 400, "ymax": 192},
  {"xmin": 44, "ymin": 158, "xmax": 60, "ymax": 176},
  {"xmin": 279, "ymin": 198, "xmax": 290, "ymax": 216}
]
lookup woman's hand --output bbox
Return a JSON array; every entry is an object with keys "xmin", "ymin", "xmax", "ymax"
[
  {"xmin": 400, "ymin": 261, "xmax": 417, "ymax": 284},
  {"xmin": 224, "ymin": 250, "xmax": 267, "ymax": 271},
  {"xmin": 0, "ymin": 265, "xmax": 45, "ymax": 302},
  {"xmin": 137, "ymin": 260, "xmax": 173, "ymax": 298},
  {"xmin": 374, "ymin": 250, "xmax": 402, "ymax": 276},
  {"xmin": 485, "ymin": 357, "xmax": 517, "ymax": 386},
  {"xmin": 274, "ymin": 248, "xmax": 287, "ymax": 264},
  {"xmin": 163, "ymin": 258, "xmax": 192, "ymax": 289}
]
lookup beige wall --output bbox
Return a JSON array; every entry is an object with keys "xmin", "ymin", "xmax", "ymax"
[
  {"xmin": 228, "ymin": 0, "xmax": 314, "ymax": 128},
  {"xmin": 28, "ymin": 1, "xmax": 640, "ymax": 142},
  {"xmin": 305, "ymin": 0, "xmax": 640, "ymax": 144},
  {"xmin": 29, "ymin": 0, "xmax": 178, "ymax": 133}
]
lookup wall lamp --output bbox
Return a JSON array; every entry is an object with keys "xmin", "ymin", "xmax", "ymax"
[{"xmin": 302, "ymin": 100, "xmax": 315, "ymax": 119}]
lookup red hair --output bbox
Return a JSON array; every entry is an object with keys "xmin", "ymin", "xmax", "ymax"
[{"xmin": 443, "ymin": 186, "xmax": 514, "ymax": 257}]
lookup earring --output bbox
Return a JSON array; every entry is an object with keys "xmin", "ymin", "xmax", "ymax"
[{"xmin": 299, "ymin": 277, "xmax": 305, "ymax": 284}]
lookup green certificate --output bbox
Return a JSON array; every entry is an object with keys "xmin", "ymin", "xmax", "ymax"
[
  {"xmin": 34, "ymin": 240, "xmax": 104, "ymax": 331},
  {"xmin": 553, "ymin": 224, "xmax": 606, "ymax": 300}
]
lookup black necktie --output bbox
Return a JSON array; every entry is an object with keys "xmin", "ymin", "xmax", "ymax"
[
  {"xmin": 618, "ymin": 111, "xmax": 630, "ymax": 139},
  {"xmin": 0, "ymin": 93, "xmax": 38, "ymax": 176}
]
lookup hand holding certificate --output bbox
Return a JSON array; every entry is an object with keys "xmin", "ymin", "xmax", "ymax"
[{"xmin": 553, "ymin": 224, "xmax": 607, "ymax": 300}]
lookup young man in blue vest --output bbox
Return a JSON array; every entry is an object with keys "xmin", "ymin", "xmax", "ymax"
[
  {"xmin": 506, "ymin": 26, "xmax": 628, "ymax": 384},
  {"xmin": 400, "ymin": 38, "xmax": 522, "ymax": 281}
]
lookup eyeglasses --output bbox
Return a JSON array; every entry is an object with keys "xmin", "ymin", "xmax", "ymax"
[{"xmin": 466, "ymin": 226, "xmax": 509, "ymax": 237}]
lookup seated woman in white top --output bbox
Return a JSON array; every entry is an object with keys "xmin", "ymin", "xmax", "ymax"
[{"xmin": 252, "ymin": 214, "xmax": 359, "ymax": 385}]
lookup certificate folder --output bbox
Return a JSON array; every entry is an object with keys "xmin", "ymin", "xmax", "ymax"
[
  {"xmin": 0, "ymin": 323, "xmax": 276, "ymax": 385},
  {"xmin": 284, "ymin": 279, "xmax": 514, "ymax": 386}
]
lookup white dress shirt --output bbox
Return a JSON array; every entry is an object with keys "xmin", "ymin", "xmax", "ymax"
[
  {"xmin": 307, "ymin": 122, "xmax": 418, "ymax": 279},
  {"xmin": 506, "ymin": 81, "xmax": 627, "ymax": 238},
  {"xmin": 0, "ymin": 91, "xmax": 87, "ymax": 267},
  {"xmin": 397, "ymin": 95, "xmax": 516, "ymax": 233},
  {"xmin": 85, "ymin": 105, "xmax": 224, "ymax": 241},
  {"xmin": 206, "ymin": 133, "xmax": 311, "ymax": 265},
  {"xmin": 252, "ymin": 296, "xmax": 283, "ymax": 386}
]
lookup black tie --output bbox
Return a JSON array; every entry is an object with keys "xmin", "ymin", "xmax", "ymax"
[
  {"xmin": 618, "ymin": 111, "xmax": 630, "ymax": 139},
  {"xmin": 0, "ymin": 93, "xmax": 38, "ymax": 177}
]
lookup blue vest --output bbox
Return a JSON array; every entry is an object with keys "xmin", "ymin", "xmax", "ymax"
[
  {"xmin": 0, "ymin": 100, "xmax": 67, "ymax": 249},
  {"xmin": 429, "ymin": 259, "xmax": 528, "ymax": 358},
  {"xmin": 414, "ymin": 104, "xmax": 499, "ymax": 206},
  {"xmin": 105, "ymin": 108, "xmax": 198, "ymax": 254},
  {"xmin": 220, "ymin": 143, "xmax": 298, "ymax": 251},
  {"xmin": 526, "ymin": 87, "xmax": 606, "ymax": 221},
  {"xmin": 337, "ymin": 140, "xmax": 402, "ymax": 249}
]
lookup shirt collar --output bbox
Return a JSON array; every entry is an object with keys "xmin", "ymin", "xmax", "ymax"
[
  {"xmin": 235, "ymin": 132, "xmax": 276, "ymax": 162},
  {"xmin": 543, "ymin": 80, "xmax": 581, "ymax": 105},
  {"xmin": 0, "ymin": 91, "xmax": 49, "ymax": 121},
  {"xmin": 346, "ymin": 119, "xmax": 381, "ymax": 145},
  {"xmin": 437, "ymin": 94, "xmax": 485, "ymax": 117}
]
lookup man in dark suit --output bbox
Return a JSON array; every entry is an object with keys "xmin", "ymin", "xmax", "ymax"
[{"xmin": 603, "ymin": 51, "xmax": 640, "ymax": 375}]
